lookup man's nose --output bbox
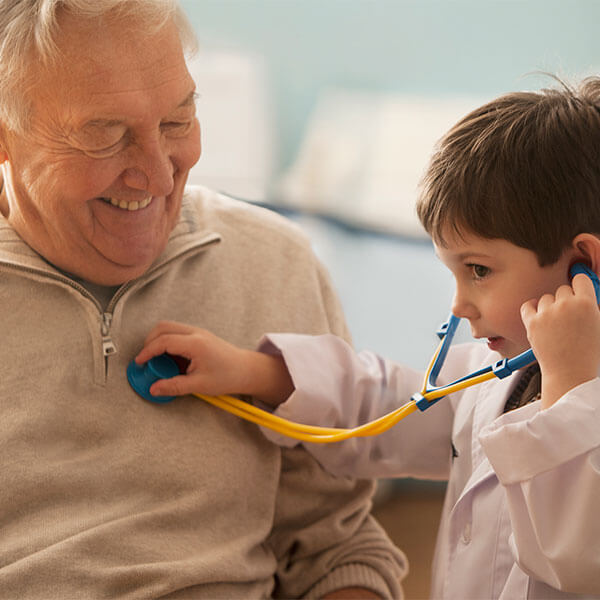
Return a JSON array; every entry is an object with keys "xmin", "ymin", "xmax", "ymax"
[{"xmin": 122, "ymin": 138, "xmax": 175, "ymax": 197}]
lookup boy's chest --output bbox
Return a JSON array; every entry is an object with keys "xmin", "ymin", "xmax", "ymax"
[
  {"xmin": 447, "ymin": 376, "xmax": 514, "ymax": 502},
  {"xmin": 434, "ymin": 380, "xmax": 519, "ymax": 598}
]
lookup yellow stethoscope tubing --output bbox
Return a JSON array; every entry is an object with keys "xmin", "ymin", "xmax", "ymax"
[
  {"xmin": 191, "ymin": 334, "xmax": 494, "ymax": 443},
  {"xmin": 418, "ymin": 333, "xmax": 497, "ymax": 401},
  {"xmin": 193, "ymin": 391, "xmax": 419, "ymax": 443}
]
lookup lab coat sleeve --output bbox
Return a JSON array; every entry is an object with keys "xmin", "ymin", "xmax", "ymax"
[
  {"xmin": 479, "ymin": 378, "xmax": 600, "ymax": 594},
  {"xmin": 265, "ymin": 263, "xmax": 407, "ymax": 599},
  {"xmin": 257, "ymin": 332, "xmax": 456, "ymax": 480}
]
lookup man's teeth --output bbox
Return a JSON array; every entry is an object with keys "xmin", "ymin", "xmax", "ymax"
[{"xmin": 103, "ymin": 197, "xmax": 152, "ymax": 211}]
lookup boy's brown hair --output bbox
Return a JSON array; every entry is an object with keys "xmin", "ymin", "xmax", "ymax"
[{"xmin": 417, "ymin": 76, "xmax": 600, "ymax": 265}]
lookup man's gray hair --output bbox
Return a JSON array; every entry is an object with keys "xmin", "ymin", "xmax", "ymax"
[{"xmin": 0, "ymin": 0, "xmax": 197, "ymax": 132}]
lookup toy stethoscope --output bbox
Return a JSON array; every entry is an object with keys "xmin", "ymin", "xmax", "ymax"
[{"xmin": 127, "ymin": 263, "xmax": 600, "ymax": 443}]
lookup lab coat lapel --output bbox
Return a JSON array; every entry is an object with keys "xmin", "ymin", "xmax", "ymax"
[{"xmin": 455, "ymin": 373, "xmax": 518, "ymax": 503}]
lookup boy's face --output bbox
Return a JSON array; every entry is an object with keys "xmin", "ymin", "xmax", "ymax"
[{"xmin": 435, "ymin": 228, "xmax": 577, "ymax": 359}]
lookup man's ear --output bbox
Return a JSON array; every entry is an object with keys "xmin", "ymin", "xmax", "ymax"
[
  {"xmin": 572, "ymin": 233, "xmax": 600, "ymax": 274},
  {"xmin": 0, "ymin": 126, "xmax": 9, "ymax": 164}
]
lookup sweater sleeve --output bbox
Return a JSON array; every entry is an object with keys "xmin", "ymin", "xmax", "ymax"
[
  {"xmin": 267, "ymin": 261, "xmax": 408, "ymax": 599},
  {"xmin": 479, "ymin": 378, "xmax": 600, "ymax": 594}
]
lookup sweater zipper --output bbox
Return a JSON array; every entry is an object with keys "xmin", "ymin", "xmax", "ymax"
[
  {"xmin": 100, "ymin": 278, "xmax": 138, "ymax": 358},
  {"xmin": 101, "ymin": 312, "xmax": 117, "ymax": 357},
  {"xmin": 0, "ymin": 261, "xmax": 116, "ymax": 363},
  {"xmin": 1, "ymin": 232, "xmax": 220, "ymax": 379}
]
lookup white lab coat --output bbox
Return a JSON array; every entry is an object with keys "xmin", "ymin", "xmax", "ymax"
[{"xmin": 259, "ymin": 334, "xmax": 600, "ymax": 599}]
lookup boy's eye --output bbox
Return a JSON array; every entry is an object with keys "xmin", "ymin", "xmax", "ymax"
[{"xmin": 467, "ymin": 263, "xmax": 490, "ymax": 279}]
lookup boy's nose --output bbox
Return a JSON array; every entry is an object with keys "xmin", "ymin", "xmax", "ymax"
[{"xmin": 451, "ymin": 290, "xmax": 479, "ymax": 321}]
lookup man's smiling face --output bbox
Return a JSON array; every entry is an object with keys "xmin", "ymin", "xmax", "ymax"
[{"xmin": 0, "ymin": 10, "xmax": 201, "ymax": 285}]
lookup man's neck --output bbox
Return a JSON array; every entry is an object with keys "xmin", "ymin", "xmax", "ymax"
[{"xmin": 58, "ymin": 267, "xmax": 121, "ymax": 310}]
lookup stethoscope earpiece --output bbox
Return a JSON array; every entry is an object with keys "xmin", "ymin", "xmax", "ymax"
[{"xmin": 569, "ymin": 262, "xmax": 600, "ymax": 299}]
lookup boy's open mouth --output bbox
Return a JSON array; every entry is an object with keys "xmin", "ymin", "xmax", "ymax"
[{"xmin": 487, "ymin": 336, "xmax": 503, "ymax": 350}]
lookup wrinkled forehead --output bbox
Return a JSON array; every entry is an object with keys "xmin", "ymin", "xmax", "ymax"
[{"xmin": 28, "ymin": 11, "xmax": 195, "ymax": 128}]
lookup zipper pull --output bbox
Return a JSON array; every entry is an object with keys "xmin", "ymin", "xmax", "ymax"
[{"xmin": 101, "ymin": 312, "xmax": 117, "ymax": 357}]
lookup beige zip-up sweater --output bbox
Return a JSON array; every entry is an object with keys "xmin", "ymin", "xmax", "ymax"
[{"xmin": 0, "ymin": 185, "xmax": 406, "ymax": 599}]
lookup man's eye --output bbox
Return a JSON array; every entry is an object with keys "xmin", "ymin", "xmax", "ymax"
[
  {"xmin": 468, "ymin": 264, "xmax": 490, "ymax": 279},
  {"xmin": 84, "ymin": 139, "xmax": 125, "ymax": 158},
  {"xmin": 161, "ymin": 120, "xmax": 193, "ymax": 136},
  {"xmin": 73, "ymin": 123, "xmax": 129, "ymax": 158}
]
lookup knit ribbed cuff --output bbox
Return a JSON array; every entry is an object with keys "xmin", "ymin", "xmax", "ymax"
[{"xmin": 305, "ymin": 562, "xmax": 404, "ymax": 599}]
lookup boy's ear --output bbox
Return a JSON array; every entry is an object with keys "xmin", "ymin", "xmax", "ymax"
[{"xmin": 571, "ymin": 233, "xmax": 600, "ymax": 274}]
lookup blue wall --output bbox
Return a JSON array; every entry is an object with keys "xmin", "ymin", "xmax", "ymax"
[
  {"xmin": 182, "ymin": 0, "xmax": 600, "ymax": 171},
  {"xmin": 180, "ymin": 0, "xmax": 600, "ymax": 366}
]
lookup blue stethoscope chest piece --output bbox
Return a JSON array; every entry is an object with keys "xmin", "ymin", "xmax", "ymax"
[{"xmin": 127, "ymin": 354, "xmax": 180, "ymax": 403}]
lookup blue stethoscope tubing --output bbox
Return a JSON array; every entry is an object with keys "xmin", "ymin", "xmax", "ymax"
[{"xmin": 411, "ymin": 262, "xmax": 600, "ymax": 411}]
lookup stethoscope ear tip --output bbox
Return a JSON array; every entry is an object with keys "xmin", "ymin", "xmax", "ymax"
[{"xmin": 569, "ymin": 262, "xmax": 600, "ymax": 303}]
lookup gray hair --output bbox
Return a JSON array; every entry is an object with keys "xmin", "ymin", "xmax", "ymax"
[{"xmin": 0, "ymin": 0, "xmax": 198, "ymax": 132}]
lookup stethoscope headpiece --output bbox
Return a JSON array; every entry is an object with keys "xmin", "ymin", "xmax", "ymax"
[{"xmin": 413, "ymin": 262, "xmax": 600, "ymax": 411}]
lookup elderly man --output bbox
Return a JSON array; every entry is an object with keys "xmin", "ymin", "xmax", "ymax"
[{"xmin": 0, "ymin": 1, "xmax": 405, "ymax": 598}]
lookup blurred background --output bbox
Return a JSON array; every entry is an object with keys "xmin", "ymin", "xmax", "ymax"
[
  {"xmin": 180, "ymin": 1, "xmax": 600, "ymax": 595},
  {"xmin": 182, "ymin": 0, "xmax": 600, "ymax": 367}
]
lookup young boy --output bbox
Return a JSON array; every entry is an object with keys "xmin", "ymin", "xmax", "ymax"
[{"xmin": 135, "ymin": 77, "xmax": 600, "ymax": 598}]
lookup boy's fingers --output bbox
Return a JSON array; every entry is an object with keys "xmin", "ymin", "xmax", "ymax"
[
  {"xmin": 136, "ymin": 333, "xmax": 193, "ymax": 364},
  {"xmin": 143, "ymin": 321, "xmax": 198, "ymax": 346},
  {"xmin": 553, "ymin": 283, "xmax": 575, "ymax": 302},
  {"xmin": 150, "ymin": 374, "xmax": 202, "ymax": 397},
  {"xmin": 135, "ymin": 338, "xmax": 166, "ymax": 364},
  {"xmin": 535, "ymin": 292, "xmax": 556, "ymax": 311},
  {"xmin": 520, "ymin": 299, "xmax": 539, "ymax": 327},
  {"xmin": 571, "ymin": 272, "xmax": 597, "ymax": 301}
]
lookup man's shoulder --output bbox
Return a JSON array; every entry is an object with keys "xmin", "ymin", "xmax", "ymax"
[{"xmin": 183, "ymin": 184, "xmax": 312, "ymax": 251}]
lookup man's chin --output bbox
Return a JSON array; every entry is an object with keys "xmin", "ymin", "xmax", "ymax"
[
  {"xmin": 89, "ymin": 235, "xmax": 170, "ymax": 284},
  {"xmin": 68, "ymin": 254, "xmax": 159, "ymax": 286}
]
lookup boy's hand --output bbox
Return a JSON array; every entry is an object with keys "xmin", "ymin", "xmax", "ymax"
[
  {"xmin": 520, "ymin": 273, "xmax": 600, "ymax": 408},
  {"xmin": 135, "ymin": 321, "xmax": 293, "ymax": 405}
]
